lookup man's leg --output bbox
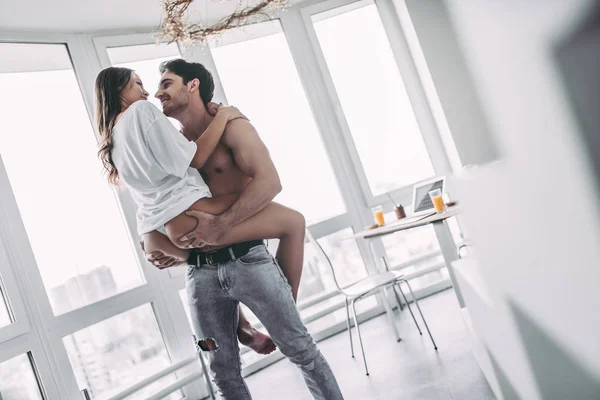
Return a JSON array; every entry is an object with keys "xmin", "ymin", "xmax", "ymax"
[
  {"xmin": 186, "ymin": 265, "xmax": 252, "ymax": 399},
  {"xmin": 228, "ymin": 246, "xmax": 344, "ymax": 400}
]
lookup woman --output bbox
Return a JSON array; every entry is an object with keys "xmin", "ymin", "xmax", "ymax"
[{"xmin": 94, "ymin": 66, "xmax": 306, "ymax": 353}]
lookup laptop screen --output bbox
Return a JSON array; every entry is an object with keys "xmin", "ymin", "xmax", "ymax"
[{"xmin": 413, "ymin": 179, "xmax": 444, "ymax": 213}]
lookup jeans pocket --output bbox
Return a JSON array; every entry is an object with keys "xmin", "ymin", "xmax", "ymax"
[{"xmin": 237, "ymin": 246, "xmax": 271, "ymax": 266}]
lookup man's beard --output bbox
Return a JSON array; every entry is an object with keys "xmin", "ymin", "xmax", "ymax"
[
  {"xmin": 163, "ymin": 97, "xmax": 187, "ymax": 117},
  {"xmin": 163, "ymin": 87, "xmax": 189, "ymax": 117}
]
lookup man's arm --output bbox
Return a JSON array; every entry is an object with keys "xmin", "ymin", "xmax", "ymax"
[
  {"xmin": 180, "ymin": 119, "xmax": 281, "ymax": 247},
  {"xmin": 220, "ymin": 119, "xmax": 282, "ymax": 226}
]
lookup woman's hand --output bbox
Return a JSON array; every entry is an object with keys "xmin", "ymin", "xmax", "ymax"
[
  {"xmin": 206, "ymin": 101, "xmax": 221, "ymax": 116},
  {"xmin": 147, "ymin": 251, "xmax": 185, "ymax": 269},
  {"xmin": 217, "ymin": 105, "xmax": 248, "ymax": 122}
]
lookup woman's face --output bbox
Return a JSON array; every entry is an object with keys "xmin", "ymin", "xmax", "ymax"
[{"xmin": 120, "ymin": 72, "xmax": 149, "ymax": 109}]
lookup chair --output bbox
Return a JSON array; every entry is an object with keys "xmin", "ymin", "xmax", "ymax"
[{"xmin": 305, "ymin": 229, "xmax": 437, "ymax": 375}]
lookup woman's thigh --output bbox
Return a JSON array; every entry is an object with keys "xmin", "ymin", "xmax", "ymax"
[{"xmin": 164, "ymin": 194, "xmax": 238, "ymax": 246}]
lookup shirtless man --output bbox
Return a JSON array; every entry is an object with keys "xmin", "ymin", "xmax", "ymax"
[{"xmin": 145, "ymin": 59, "xmax": 343, "ymax": 400}]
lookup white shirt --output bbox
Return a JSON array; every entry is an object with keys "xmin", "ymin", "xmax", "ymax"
[{"xmin": 111, "ymin": 101, "xmax": 211, "ymax": 235}]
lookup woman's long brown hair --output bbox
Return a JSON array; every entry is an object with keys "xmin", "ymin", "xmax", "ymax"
[{"xmin": 94, "ymin": 67, "xmax": 133, "ymax": 185}]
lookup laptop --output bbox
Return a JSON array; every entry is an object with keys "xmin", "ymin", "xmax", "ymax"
[{"xmin": 395, "ymin": 176, "xmax": 445, "ymax": 225}]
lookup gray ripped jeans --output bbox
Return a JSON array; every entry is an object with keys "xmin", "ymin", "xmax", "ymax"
[{"xmin": 185, "ymin": 244, "xmax": 344, "ymax": 400}]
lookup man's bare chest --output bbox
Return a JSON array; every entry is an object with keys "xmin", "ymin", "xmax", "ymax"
[{"xmin": 199, "ymin": 145, "xmax": 248, "ymax": 190}]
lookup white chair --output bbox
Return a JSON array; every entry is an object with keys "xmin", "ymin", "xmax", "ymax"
[{"xmin": 306, "ymin": 229, "xmax": 437, "ymax": 375}]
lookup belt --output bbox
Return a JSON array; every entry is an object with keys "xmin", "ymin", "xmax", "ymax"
[{"xmin": 187, "ymin": 240, "xmax": 265, "ymax": 267}]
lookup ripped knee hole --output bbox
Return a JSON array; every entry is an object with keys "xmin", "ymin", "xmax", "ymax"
[{"xmin": 197, "ymin": 337, "xmax": 219, "ymax": 352}]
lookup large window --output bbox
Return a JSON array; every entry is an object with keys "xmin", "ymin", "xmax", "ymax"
[
  {"xmin": 311, "ymin": 3, "xmax": 435, "ymax": 196},
  {"xmin": 0, "ymin": 43, "xmax": 143, "ymax": 315},
  {"xmin": 210, "ymin": 21, "xmax": 346, "ymax": 225},
  {"xmin": 63, "ymin": 304, "xmax": 179, "ymax": 400},
  {"xmin": 0, "ymin": 353, "xmax": 44, "ymax": 399}
]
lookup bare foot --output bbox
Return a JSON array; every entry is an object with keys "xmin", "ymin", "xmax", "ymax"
[{"xmin": 238, "ymin": 325, "xmax": 277, "ymax": 355}]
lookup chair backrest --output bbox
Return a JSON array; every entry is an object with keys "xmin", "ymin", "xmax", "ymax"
[{"xmin": 305, "ymin": 229, "xmax": 345, "ymax": 293}]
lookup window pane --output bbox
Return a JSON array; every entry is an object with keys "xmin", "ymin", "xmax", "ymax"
[
  {"xmin": 0, "ymin": 43, "xmax": 143, "ymax": 315},
  {"xmin": 210, "ymin": 21, "xmax": 346, "ymax": 225},
  {"xmin": 312, "ymin": 4, "xmax": 435, "ymax": 195},
  {"xmin": 381, "ymin": 223, "xmax": 440, "ymax": 267},
  {"xmin": 301, "ymin": 228, "xmax": 368, "ymax": 301},
  {"xmin": 409, "ymin": 268, "xmax": 449, "ymax": 292},
  {"xmin": 107, "ymin": 43, "xmax": 181, "ymax": 127},
  {"xmin": 63, "ymin": 304, "xmax": 180, "ymax": 400},
  {"xmin": 379, "ymin": 218, "xmax": 449, "ymax": 290},
  {"xmin": 0, "ymin": 353, "xmax": 44, "ymax": 399}
]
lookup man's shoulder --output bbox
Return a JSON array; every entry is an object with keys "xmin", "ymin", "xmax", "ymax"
[{"xmin": 222, "ymin": 119, "xmax": 260, "ymax": 147}]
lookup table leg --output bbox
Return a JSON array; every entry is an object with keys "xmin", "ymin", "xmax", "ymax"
[{"xmin": 433, "ymin": 219, "xmax": 465, "ymax": 307}]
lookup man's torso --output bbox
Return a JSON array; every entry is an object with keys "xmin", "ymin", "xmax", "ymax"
[
  {"xmin": 199, "ymin": 143, "xmax": 251, "ymax": 197},
  {"xmin": 196, "ymin": 139, "xmax": 253, "ymax": 252}
]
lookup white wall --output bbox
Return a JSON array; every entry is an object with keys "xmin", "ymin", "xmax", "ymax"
[
  {"xmin": 397, "ymin": 0, "xmax": 500, "ymax": 168},
  {"xmin": 445, "ymin": 0, "xmax": 600, "ymax": 399}
]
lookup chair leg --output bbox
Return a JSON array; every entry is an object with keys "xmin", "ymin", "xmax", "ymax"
[
  {"xmin": 395, "ymin": 283, "xmax": 422, "ymax": 335},
  {"xmin": 351, "ymin": 299, "xmax": 370, "ymax": 376},
  {"xmin": 345, "ymin": 297, "xmax": 354, "ymax": 358},
  {"xmin": 390, "ymin": 286, "xmax": 404, "ymax": 342},
  {"xmin": 392, "ymin": 284, "xmax": 404, "ymax": 311},
  {"xmin": 403, "ymin": 279, "xmax": 438, "ymax": 350}
]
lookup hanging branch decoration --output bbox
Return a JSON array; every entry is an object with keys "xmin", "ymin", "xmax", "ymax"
[{"xmin": 159, "ymin": 0, "xmax": 289, "ymax": 44}]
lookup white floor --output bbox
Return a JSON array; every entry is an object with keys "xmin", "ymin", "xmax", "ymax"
[{"xmin": 244, "ymin": 289, "xmax": 496, "ymax": 400}]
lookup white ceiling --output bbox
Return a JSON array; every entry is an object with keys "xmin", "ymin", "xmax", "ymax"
[{"xmin": 0, "ymin": 0, "xmax": 261, "ymax": 33}]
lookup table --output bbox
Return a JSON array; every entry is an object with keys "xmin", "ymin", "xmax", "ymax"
[{"xmin": 347, "ymin": 207, "xmax": 464, "ymax": 340}]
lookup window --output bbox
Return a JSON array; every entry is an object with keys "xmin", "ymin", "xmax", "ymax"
[
  {"xmin": 210, "ymin": 20, "xmax": 346, "ymax": 225},
  {"xmin": 0, "ymin": 43, "xmax": 143, "ymax": 315},
  {"xmin": 311, "ymin": 3, "xmax": 434, "ymax": 196},
  {"xmin": 301, "ymin": 228, "xmax": 368, "ymax": 301},
  {"xmin": 0, "ymin": 353, "xmax": 44, "ymax": 399},
  {"xmin": 63, "ymin": 304, "xmax": 179, "ymax": 400},
  {"xmin": 380, "ymin": 224, "xmax": 439, "ymax": 267}
]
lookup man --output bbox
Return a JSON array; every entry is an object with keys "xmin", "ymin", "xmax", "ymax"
[{"xmin": 146, "ymin": 59, "xmax": 344, "ymax": 400}]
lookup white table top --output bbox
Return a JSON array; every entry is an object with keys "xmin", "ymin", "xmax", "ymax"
[{"xmin": 347, "ymin": 206, "xmax": 460, "ymax": 240}]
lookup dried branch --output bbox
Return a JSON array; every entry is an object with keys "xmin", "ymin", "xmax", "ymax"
[{"xmin": 159, "ymin": 0, "xmax": 287, "ymax": 44}]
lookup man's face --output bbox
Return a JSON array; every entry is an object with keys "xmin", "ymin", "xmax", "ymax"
[{"xmin": 155, "ymin": 71, "xmax": 189, "ymax": 117}]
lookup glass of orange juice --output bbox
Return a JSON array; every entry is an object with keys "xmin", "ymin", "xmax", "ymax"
[
  {"xmin": 429, "ymin": 189, "xmax": 446, "ymax": 213},
  {"xmin": 372, "ymin": 206, "xmax": 385, "ymax": 227}
]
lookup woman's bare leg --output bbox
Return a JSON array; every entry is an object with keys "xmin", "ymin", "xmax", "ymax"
[
  {"xmin": 274, "ymin": 218, "xmax": 305, "ymax": 302},
  {"xmin": 211, "ymin": 202, "xmax": 306, "ymax": 302},
  {"xmin": 142, "ymin": 230, "xmax": 189, "ymax": 262}
]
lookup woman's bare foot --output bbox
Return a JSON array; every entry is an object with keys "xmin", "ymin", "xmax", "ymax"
[{"xmin": 238, "ymin": 324, "xmax": 277, "ymax": 355}]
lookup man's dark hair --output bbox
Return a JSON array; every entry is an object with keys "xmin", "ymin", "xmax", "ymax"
[{"xmin": 159, "ymin": 59, "xmax": 215, "ymax": 105}]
